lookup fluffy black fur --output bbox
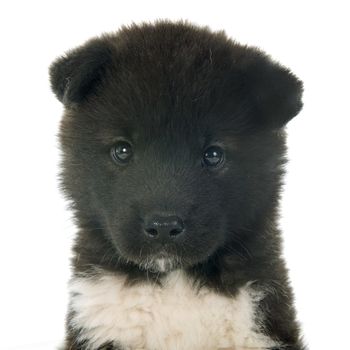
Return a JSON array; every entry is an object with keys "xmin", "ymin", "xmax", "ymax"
[{"xmin": 50, "ymin": 21, "xmax": 305, "ymax": 349}]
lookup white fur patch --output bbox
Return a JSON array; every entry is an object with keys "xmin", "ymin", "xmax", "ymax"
[
  {"xmin": 69, "ymin": 270, "xmax": 279, "ymax": 350},
  {"xmin": 146, "ymin": 257, "xmax": 176, "ymax": 273},
  {"xmin": 154, "ymin": 258, "xmax": 167, "ymax": 272}
]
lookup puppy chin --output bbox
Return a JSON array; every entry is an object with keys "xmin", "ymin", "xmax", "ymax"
[{"xmin": 139, "ymin": 256, "xmax": 179, "ymax": 273}]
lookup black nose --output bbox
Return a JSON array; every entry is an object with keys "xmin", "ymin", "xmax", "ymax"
[{"xmin": 144, "ymin": 214, "xmax": 185, "ymax": 238}]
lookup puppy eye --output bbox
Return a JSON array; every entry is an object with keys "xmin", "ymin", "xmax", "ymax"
[
  {"xmin": 110, "ymin": 141, "xmax": 133, "ymax": 164},
  {"xmin": 202, "ymin": 146, "xmax": 224, "ymax": 167}
]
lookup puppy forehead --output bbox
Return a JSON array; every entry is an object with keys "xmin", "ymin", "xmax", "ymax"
[
  {"xmin": 94, "ymin": 111, "xmax": 238, "ymax": 149},
  {"xmin": 103, "ymin": 117, "xmax": 207, "ymax": 149},
  {"xmin": 96, "ymin": 46, "xmax": 240, "ymax": 123},
  {"xmin": 73, "ymin": 40, "xmax": 251, "ymax": 143}
]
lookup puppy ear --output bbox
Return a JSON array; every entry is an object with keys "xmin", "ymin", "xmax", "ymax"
[
  {"xmin": 240, "ymin": 52, "xmax": 303, "ymax": 130},
  {"xmin": 49, "ymin": 38, "xmax": 113, "ymax": 104}
]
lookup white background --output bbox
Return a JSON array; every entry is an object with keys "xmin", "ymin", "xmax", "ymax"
[{"xmin": 0, "ymin": 1, "xmax": 349, "ymax": 349}]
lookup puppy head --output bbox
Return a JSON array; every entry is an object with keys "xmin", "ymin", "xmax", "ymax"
[{"xmin": 50, "ymin": 22, "xmax": 303, "ymax": 273}]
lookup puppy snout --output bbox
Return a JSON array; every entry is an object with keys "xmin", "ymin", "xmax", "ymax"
[{"xmin": 144, "ymin": 214, "xmax": 185, "ymax": 239}]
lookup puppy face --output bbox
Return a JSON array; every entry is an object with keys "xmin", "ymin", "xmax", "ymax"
[{"xmin": 51, "ymin": 22, "xmax": 302, "ymax": 272}]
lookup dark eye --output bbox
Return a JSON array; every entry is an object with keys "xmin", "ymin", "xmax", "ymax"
[
  {"xmin": 110, "ymin": 141, "xmax": 133, "ymax": 164},
  {"xmin": 203, "ymin": 146, "xmax": 224, "ymax": 167}
]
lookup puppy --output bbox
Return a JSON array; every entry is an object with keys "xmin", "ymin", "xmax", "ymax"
[{"xmin": 50, "ymin": 21, "xmax": 306, "ymax": 350}]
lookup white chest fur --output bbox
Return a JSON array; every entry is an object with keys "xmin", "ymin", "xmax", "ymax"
[{"xmin": 69, "ymin": 270, "xmax": 278, "ymax": 350}]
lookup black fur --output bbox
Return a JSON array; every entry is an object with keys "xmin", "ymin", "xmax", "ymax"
[{"xmin": 50, "ymin": 21, "xmax": 305, "ymax": 349}]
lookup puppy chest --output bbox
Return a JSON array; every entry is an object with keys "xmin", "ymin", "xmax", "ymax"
[{"xmin": 69, "ymin": 271, "xmax": 277, "ymax": 350}]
